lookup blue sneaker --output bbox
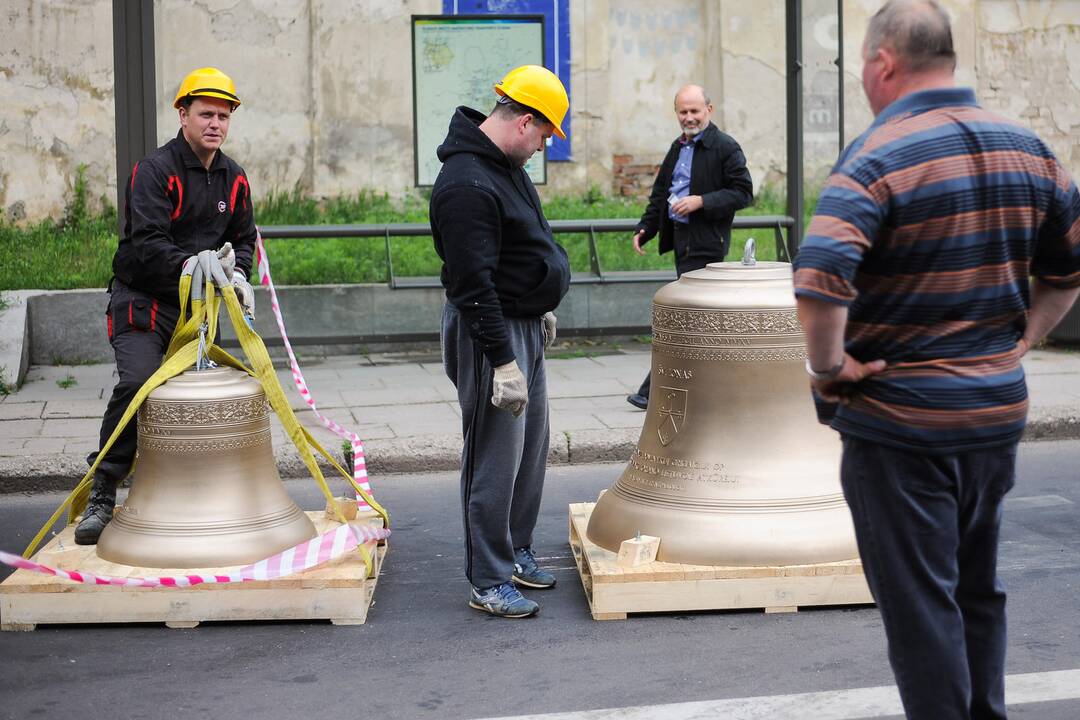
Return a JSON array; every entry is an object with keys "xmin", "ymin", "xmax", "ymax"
[
  {"xmin": 512, "ymin": 546, "xmax": 556, "ymax": 589},
  {"xmin": 469, "ymin": 582, "xmax": 539, "ymax": 618}
]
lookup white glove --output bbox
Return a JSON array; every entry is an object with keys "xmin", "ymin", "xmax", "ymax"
[
  {"xmin": 491, "ymin": 361, "xmax": 528, "ymax": 417},
  {"xmin": 216, "ymin": 242, "xmax": 236, "ymax": 279},
  {"xmin": 233, "ymin": 270, "xmax": 255, "ymax": 318},
  {"xmin": 542, "ymin": 311, "xmax": 557, "ymax": 348}
]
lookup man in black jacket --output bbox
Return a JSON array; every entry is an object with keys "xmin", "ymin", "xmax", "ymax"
[
  {"xmin": 75, "ymin": 67, "xmax": 258, "ymax": 544},
  {"xmin": 430, "ymin": 65, "xmax": 570, "ymax": 618},
  {"xmin": 627, "ymin": 84, "xmax": 754, "ymax": 409}
]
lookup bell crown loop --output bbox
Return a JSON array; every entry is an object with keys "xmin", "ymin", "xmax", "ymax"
[
  {"xmin": 196, "ymin": 322, "xmax": 216, "ymax": 370},
  {"xmin": 742, "ymin": 237, "xmax": 757, "ymax": 266}
]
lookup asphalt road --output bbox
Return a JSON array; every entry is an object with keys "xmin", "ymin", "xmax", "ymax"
[{"xmin": 1, "ymin": 441, "xmax": 1078, "ymax": 720}]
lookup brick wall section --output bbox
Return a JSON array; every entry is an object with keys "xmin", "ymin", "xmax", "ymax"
[{"xmin": 612, "ymin": 154, "xmax": 660, "ymax": 200}]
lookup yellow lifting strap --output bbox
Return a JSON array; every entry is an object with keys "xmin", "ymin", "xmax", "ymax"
[{"xmin": 26, "ymin": 268, "xmax": 389, "ymax": 576}]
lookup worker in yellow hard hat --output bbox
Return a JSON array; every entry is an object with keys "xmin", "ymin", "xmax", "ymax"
[
  {"xmin": 429, "ymin": 65, "xmax": 570, "ymax": 618},
  {"xmin": 493, "ymin": 64, "xmax": 569, "ymax": 140},
  {"xmin": 75, "ymin": 67, "xmax": 257, "ymax": 545}
]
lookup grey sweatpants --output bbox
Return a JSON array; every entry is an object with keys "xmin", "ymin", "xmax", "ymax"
[{"xmin": 441, "ymin": 304, "xmax": 550, "ymax": 589}]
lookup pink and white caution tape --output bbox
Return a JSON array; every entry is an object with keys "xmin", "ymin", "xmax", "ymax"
[
  {"xmin": 255, "ymin": 230, "xmax": 374, "ymax": 509},
  {"xmin": 0, "ymin": 522, "xmax": 388, "ymax": 588}
]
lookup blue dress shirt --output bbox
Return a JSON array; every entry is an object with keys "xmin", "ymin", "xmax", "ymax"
[{"xmin": 667, "ymin": 133, "xmax": 701, "ymax": 224}]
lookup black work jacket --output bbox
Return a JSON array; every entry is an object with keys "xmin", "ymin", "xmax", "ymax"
[
  {"xmin": 636, "ymin": 122, "xmax": 753, "ymax": 260},
  {"xmin": 111, "ymin": 130, "xmax": 256, "ymax": 307}
]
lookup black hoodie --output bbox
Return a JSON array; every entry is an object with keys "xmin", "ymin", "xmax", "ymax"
[{"xmin": 430, "ymin": 106, "xmax": 571, "ymax": 367}]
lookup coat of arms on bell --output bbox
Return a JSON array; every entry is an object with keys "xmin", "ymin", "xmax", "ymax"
[{"xmin": 655, "ymin": 387, "xmax": 687, "ymax": 446}]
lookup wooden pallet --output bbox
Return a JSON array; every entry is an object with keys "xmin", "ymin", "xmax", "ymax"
[
  {"xmin": 0, "ymin": 512, "xmax": 386, "ymax": 630},
  {"xmin": 569, "ymin": 502, "xmax": 874, "ymax": 620}
]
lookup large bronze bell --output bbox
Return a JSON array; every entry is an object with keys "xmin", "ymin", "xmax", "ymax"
[
  {"xmin": 587, "ymin": 260, "xmax": 860, "ymax": 567},
  {"xmin": 96, "ymin": 367, "xmax": 316, "ymax": 568}
]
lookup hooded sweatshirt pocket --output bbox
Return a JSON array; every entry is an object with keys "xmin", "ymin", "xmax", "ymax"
[{"xmin": 507, "ymin": 245, "xmax": 570, "ymax": 317}]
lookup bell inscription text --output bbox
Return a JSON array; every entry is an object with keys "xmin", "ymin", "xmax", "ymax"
[{"xmin": 625, "ymin": 449, "xmax": 738, "ymax": 489}]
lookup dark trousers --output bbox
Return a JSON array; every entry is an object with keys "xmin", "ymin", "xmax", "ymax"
[
  {"xmin": 87, "ymin": 283, "xmax": 179, "ymax": 483},
  {"xmin": 441, "ymin": 304, "xmax": 550, "ymax": 589},
  {"xmin": 636, "ymin": 224, "xmax": 726, "ymax": 399},
  {"xmin": 840, "ymin": 435, "xmax": 1016, "ymax": 720}
]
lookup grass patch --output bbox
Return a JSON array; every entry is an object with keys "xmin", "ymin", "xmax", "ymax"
[
  {"xmin": 56, "ymin": 374, "xmax": 77, "ymax": 389},
  {"xmin": 545, "ymin": 348, "xmax": 600, "ymax": 360},
  {"xmin": 0, "ymin": 166, "xmax": 118, "ymax": 291},
  {"xmin": 1, "ymin": 176, "xmax": 816, "ymax": 289},
  {"xmin": 50, "ymin": 355, "xmax": 98, "ymax": 366}
]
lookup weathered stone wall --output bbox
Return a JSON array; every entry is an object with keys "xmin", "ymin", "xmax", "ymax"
[
  {"xmin": 1, "ymin": 1, "xmax": 115, "ymax": 223},
  {"xmin": 3, "ymin": 0, "xmax": 1079, "ymax": 223},
  {"xmin": 976, "ymin": 1, "xmax": 1080, "ymax": 173}
]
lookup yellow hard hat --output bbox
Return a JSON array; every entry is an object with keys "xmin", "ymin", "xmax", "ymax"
[
  {"xmin": 173, "ymin": 67, "xmax": 241, "ymax": 109},
  {"xmin": 494, "ymin": 65, "xmax": 568, "ymax": 139}
]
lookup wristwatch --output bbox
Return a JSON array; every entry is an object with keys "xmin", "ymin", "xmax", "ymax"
[{"xmin": 805, "ymin": 357, "xmax": 845, "ymax": 380}]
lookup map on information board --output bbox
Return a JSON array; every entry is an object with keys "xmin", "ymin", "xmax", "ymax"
[{"xmin": 412, "ymin": 15, "xmax": 546, "ymax": 186}]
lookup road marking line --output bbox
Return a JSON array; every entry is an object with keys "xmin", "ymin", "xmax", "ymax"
[
  {"xmin": 1005, "ymin": 494, "xmax": 1074, "ymax": 509},
  {"xmin": 475, "ymin": 669, "xmax": 1080, "ymax": 720}
]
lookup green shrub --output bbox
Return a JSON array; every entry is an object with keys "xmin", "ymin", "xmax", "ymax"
[{"xmin": 0, "ymin": 165, "xmax": 117, "ymax": 291}]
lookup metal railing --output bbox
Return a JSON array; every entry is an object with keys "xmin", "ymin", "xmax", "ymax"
[{"xmin": 259, "ymin": 215, "xmax": 795, "ymax": 289}]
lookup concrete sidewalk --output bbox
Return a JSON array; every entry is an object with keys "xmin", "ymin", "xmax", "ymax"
[{"xmin": 1, "ymin": 345, "xmax": 1079, "ymax": 492}]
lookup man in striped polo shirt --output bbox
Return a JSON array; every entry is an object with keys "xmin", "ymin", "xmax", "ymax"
[{"xmin": 793, "ymin": 1, "xmax": 1080, "ymax": 717}]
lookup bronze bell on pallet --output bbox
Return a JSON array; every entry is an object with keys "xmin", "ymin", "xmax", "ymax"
[
  {"xmin": 96, "ymin": 367, "xmax": 316, "ymax": 568},
  {"xmin": 587, "ymin": 254, "xmax": 860, "ymax": 567}
]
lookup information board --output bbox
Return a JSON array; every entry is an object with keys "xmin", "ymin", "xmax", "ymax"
[
  {"xmin": 412, "ymin": 15, "xmax": 546, "ymax": 186},
  {"xmin": 442, "ymin": 0, "xmax": 572, "ymax": 161}
]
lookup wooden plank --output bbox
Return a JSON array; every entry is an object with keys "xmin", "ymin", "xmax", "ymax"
[
  {"xmin": 568, "ymin": 506, "xmax": 595, "ymax": 603},
  {"xmin": 1, "ymin": 585, "xmax": 375, "ymax": 627},
  {"xmin": 569, "ymin": 502, "xmax": 874, "ymax": 620},
  {"xmin": 0, "ymin": 514, "xmax": 386, "ymax": 630}
]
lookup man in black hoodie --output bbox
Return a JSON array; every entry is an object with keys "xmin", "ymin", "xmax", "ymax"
[{"xmin": 430, "ymin": 65, "xmax": 570, "ymax": 618}]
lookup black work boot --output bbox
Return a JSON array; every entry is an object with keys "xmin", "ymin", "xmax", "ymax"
[{"xmin": 74, "ymin": 473, "xmax": 118, "ymax": 545}]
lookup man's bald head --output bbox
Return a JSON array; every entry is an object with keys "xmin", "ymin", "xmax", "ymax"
[
  {"xmin": 674, "ymin": 84, "xmax": 711, "ymax": 108},
  {"xmin": 865, "ymin": 0, "xmax": 956, "ymax": 74}
]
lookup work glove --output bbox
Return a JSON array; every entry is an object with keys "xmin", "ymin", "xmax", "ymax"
[
  {"xmin": 232, "ymin": 270, "xmax": 255, "ymax": 318},
  {"xmin": 199, "ymin": 248, "xmax": 230, "ymax": 288},
  {"xmin": 542, "ymin": 311, "xmax": 557, "ymax": 348},
  {"xmin": 216, "ymin": 242, "xmax": 236, "ymax": 279},
  {"xmin": 491, "ymin": 361, "xmax": 528, "ymax": 418}
]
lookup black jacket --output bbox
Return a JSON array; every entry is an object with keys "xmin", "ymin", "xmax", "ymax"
[
  {"xmin": 430, "ymin": 107, "xmax": 571, "ymax": 366},
  {"xmin": 112, "ymin": 130, "xmax": 256, "ymax": 307},
  {"xmin": 636, "ymin": 122, "xmax": 753, "ymax": 260}
]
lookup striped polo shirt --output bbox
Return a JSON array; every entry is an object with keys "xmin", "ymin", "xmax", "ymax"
[{"xmin": 793, "ymin": 87, "xmax": 1080, "ymax": 453}]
